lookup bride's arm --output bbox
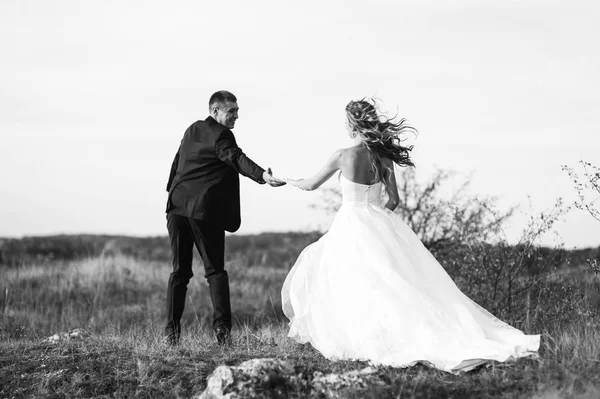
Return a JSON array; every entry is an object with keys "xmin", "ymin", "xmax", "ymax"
[
  {"xmin": 382, "ymin": 158, "xmax": 400, "ymax": 211},
  {"xmin": 286, "ymin": 150, "xmax": 343, "ymax": 191}
]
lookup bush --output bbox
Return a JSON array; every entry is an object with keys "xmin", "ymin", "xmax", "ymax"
[
  {"xmin": 562, "ymin": 160, "xmax": 600, "ymax": 223},
  {"xmin": 563, "ymin": 160, "xmax": 600, "ymax": 275},
  {"xmin": 443, "ymin": 198, "xmax": 571, "ymax": 328}
]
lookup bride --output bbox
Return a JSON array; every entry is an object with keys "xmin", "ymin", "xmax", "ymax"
[{"xmin": 281, "ymin": 98, "xmax": 540, "ymax": 373}]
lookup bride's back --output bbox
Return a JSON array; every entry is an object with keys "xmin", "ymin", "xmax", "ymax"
[{"xmin": 340, "ymin": 146, "xmax": 383, "ymax": 185}]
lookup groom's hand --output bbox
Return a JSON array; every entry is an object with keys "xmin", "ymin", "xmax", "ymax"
[{"xmin": 263, "ymin": 168, "xmax": 286, "ymax": 187}]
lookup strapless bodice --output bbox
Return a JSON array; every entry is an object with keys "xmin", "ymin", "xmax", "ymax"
[{"xmin": 339, "ymin": 173, "xmax": 384, "ymax": 206}]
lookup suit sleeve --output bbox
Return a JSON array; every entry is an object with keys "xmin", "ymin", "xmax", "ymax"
[
  {"xmin": 215, "ymin": 130, "xmax": 266, "ymax": 184},
  {"xmin": 166, "ymin": 150, "xmax": 180, "ymax": 191}
]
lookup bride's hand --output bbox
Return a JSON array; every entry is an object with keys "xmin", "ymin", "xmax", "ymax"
[{"xmin": 283, "ymin": 178, "xmax": 308, "ymax": 190}]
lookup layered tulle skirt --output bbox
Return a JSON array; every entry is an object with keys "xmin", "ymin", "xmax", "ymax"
[{"xmin": 281, "ymin": 203, "xmax": 540, "ymax": 373}]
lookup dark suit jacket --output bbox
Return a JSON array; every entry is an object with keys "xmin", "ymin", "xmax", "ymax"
[{"xmin": 166, "ymin": 116, "xmax": 265, "ymax": 232}]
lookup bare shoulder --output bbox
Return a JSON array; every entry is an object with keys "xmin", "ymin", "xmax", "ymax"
[
  {"xmin": 332, "ymin": 148, "xmax": 347, "ymax": 160},
  {"xmin": 337, "ymin": 146, "xmax": 362, "ymax": 163},
  {"xmin": 323, "ymin": 148, "xmax": 345, "ymax": 167},
  {"xmin": 343, "ymin": 145, "xmax": 368, "ymax": 158}
]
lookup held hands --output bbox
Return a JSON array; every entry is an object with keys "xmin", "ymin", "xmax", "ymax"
[
  {"xmin": 261, "ymin": 168, "xmax": 310, "ymax": 190},
  {"xmin": 283, "ymin": 178, "xmax": 309, "ymax": 191},
  {"xmin": 263, "ymin": 168, "xmax": 286, "ymax": 187}
]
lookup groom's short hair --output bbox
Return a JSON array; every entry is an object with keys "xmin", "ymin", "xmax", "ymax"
[{"xmin": 209, "ymin": 90, "xmax": 237, "ymax": 109}]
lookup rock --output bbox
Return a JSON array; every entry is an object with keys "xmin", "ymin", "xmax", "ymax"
[
  {"xmin": 197, "ymin": 358, "xmax": 389, "ymax": 399},
  {"xmin": 44, "ymin": 328, "xmax": 90, "ymax": 343},
  {"xmin": 312, "ymin": 366, "xmax": 388, "ymax": 398},
  {"xmin": 197, "ymin": 358, "xmax": 303, "ymax": 399}
]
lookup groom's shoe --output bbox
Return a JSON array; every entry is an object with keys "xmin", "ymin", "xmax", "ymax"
[
  {"xmin": 215, "ymin": 326, "xmax": 231, "ymax": 346},
  {"xmin": 164, "ymin": 324, "xmax": 181, "ymax": 347},
  {"xmin": 163, "ymin": 332, "xmax": 180, "ymax": 347}
]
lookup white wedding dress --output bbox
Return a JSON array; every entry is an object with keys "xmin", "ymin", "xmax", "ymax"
[{"xmin": 281, "ymin": 173, "xmax": 540, "ymax": 373}]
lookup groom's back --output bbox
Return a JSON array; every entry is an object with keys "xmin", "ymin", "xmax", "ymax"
[
  {"xmin": 176, "ymin": 120, "xmax": 226, "ymax": 180},
  {"xmin": 166, "ymin": 117, "xmax": 240, "ymax": 227},
  {"xmin": 171, "ymin": 119, "xmax": 231, "ymax": 188}
]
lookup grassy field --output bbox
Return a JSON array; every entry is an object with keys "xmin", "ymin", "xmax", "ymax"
[{"xmin": 1, "ymin": 237, "xmax": 600, "ymax": 398}]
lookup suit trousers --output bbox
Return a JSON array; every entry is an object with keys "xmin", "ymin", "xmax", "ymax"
[{"xmin": 165, "ymin": 213, "xmax": 231, "ymax": 340}]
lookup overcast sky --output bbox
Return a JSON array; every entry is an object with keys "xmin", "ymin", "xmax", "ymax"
[{"xmin": 1, "ymin": 0, "xmax": 599, "ymax": 248}]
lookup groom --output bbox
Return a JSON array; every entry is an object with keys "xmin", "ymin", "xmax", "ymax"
[{"xmin": 165, "ymin": 90, "xmax": 285, "ymax": 345}]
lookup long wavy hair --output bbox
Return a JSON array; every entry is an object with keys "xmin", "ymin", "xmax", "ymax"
[{"xmin": 345, "ymin": 98, "xmax": 416, "ymax": 184}]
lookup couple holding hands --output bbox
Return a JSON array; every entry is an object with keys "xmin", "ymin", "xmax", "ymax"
[{"xmin": 164, "ymin": 90, "xmax": 539, "ymax": 373}]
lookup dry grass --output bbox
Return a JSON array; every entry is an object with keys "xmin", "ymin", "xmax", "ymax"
[
  {"xmin": 1, "ymin": 252, "xmax": 600, "ymax": 398},
  {"xmin": 1, "ymin": 253, "xmax": 289, "ymax": 339}
]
